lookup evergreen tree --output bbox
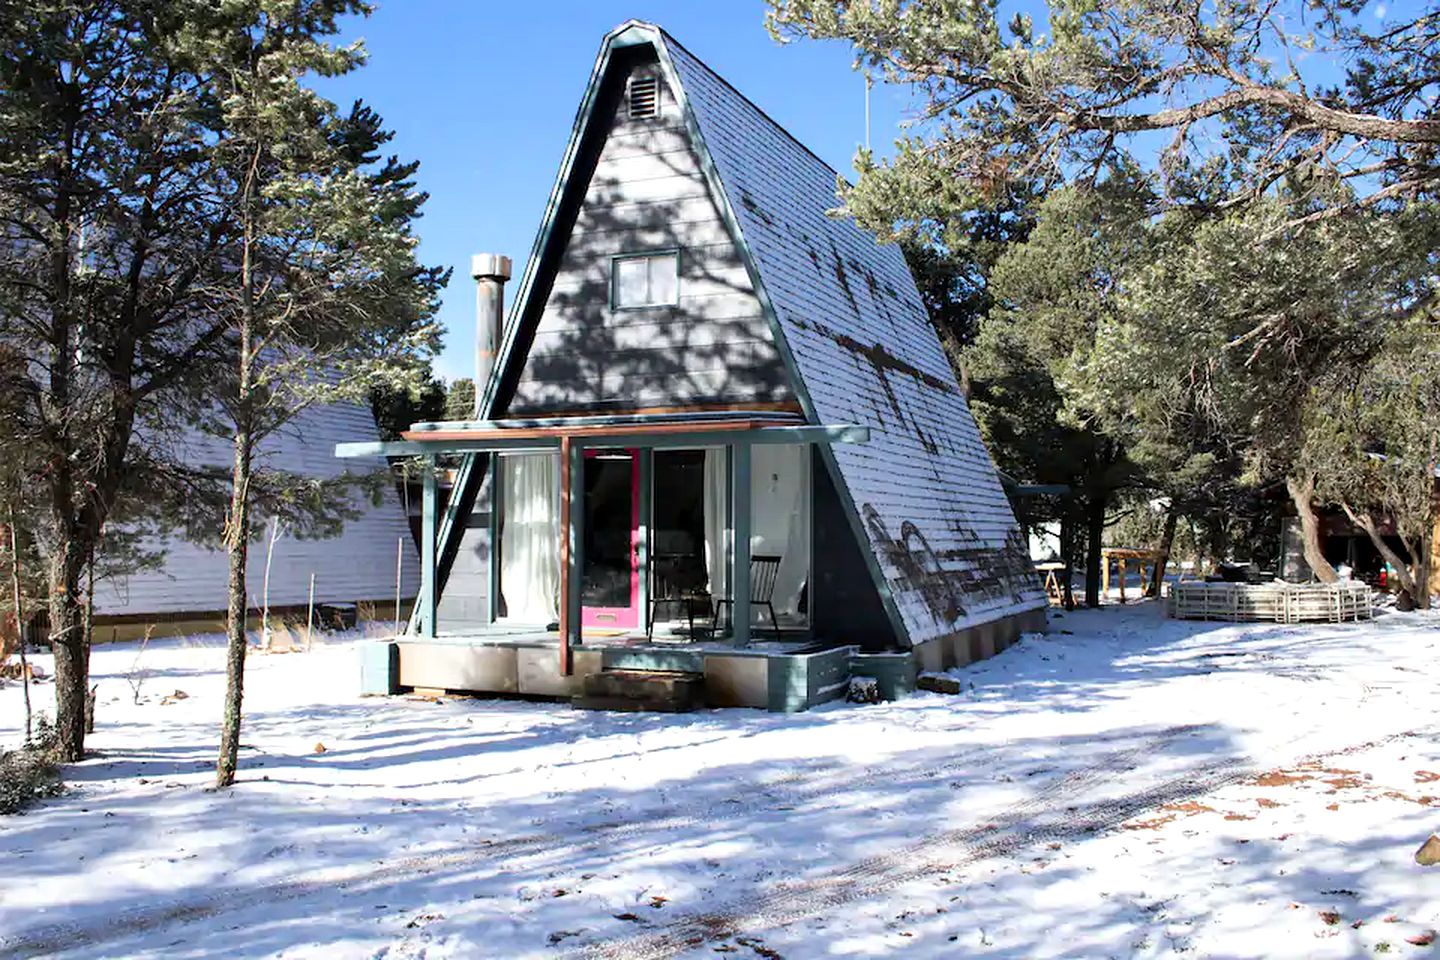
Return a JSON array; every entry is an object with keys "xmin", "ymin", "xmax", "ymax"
[
  {"xmin": 1302, "ymin": 312, "xmax": 1440, "ymax": 605},
  {"xmin": 968, "ymin": 180, "xmax": 1149, "ymax": 605},
  {"xmin": 190, "ymin": 0, "xmax": 444, "ymax": 788},
  {"xmin": 768, "ymin": 1, "xmax": 1440, "ymax": 214},
  {"xmin": 371, "ymin": 372, "xmax": 446, "ymax": 441},
  {"xmin": 0, "ymin": 1, "xmax": 245, "ymax": 760},
  {"xmin": 1094, "ymin": 190, "xmax": 1438, "ymax": 584}
]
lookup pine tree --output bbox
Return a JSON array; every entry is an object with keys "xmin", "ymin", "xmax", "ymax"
[
  {"xmin": 191, "ymin": 1, "xmax": 444, "ymax": 789},
  {"xmin": 0, "ymin": 2, "xmax": 247, "ymax": 760},
  {"xmin": 768, "ymin": 1, "xmax": 1440, "ymax": 214},
  {"xmin": 968, "ymin": 179, "xmax": 1150, "ymax": 605}
]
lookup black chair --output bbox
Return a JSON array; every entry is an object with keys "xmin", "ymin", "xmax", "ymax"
[
  {"xmin": 713, "ymin": 555, "xmax": 782, "ymax": 635},
  {"xmin": 646, "ymin": 553, "xmax": 711, "ymax": 640}
]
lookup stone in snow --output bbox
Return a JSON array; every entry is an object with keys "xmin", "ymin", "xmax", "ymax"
[{"xmin": 1415, "ymin": 834, "xmax": 1440, "ymax": 866}]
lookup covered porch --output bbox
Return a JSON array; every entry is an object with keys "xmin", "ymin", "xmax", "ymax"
[{"xmin": 338, "ymin": 412, "xmax": 889, "ymax": 711}]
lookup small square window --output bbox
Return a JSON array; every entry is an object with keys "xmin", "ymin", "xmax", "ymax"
[{"xmin": 612, "ymin": 253, "xmax": 679, "ymax": 309}]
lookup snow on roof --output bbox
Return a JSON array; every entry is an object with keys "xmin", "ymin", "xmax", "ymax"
[{"xmin": 658, "ymin": 27, "xmax": 1045, "ymax": 643}]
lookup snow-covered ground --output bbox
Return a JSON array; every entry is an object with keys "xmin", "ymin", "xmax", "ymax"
[{"xmin": 1, "ymin": 603, "xmax": 1437, "ymax": 959}]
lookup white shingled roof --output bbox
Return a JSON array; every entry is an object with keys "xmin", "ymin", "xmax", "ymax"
[{"xmin": 654, "ymin": 25, "xmax": 1046, "ymax": 644}]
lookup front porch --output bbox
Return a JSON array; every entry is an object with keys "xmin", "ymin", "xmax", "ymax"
[
  {"xmin": 340, "ymin": 411, "xmax": 905, "ymax": 711},
  {"xmin": 360, "ymin": 626, "xmax": 863, "ymax": 712}
]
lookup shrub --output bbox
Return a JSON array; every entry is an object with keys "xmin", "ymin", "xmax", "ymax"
[{"xmin": 0, "ymin": 716, "xmax": 64, "ymax": 815}]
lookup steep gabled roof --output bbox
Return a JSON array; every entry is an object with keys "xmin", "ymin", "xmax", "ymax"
[{"xmin": 473, "ymin": 21, "xmax": 1043, "ymax": 646}]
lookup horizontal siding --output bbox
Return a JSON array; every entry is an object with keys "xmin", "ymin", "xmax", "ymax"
[
  {"xmin": 507, "ymin": 62, "xmax": 793, "ymax": 415},
  {"xmin": 93, "ymin": 401, "xmax": 419, "ymax": 619}
]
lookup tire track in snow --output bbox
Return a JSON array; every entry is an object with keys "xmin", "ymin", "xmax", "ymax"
[
  {"xmin": 571, "ymin": 725, "xmax": 1431, "ymax": 960},
  {"xmin": 0, "ymin": 724, "xmax": 1114, "ymax": 959},
  {"xmin": 0, "ymin": 686, "xmax": 1404, "ymax": 959}
]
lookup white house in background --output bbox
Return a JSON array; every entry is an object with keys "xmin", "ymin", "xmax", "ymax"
[{"xmin": 92, "ymin": 401, "xmax": 418, "ymax": 641}]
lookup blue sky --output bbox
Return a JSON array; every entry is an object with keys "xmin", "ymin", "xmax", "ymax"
[{"xmin": 319, "ymin": 1, "xmax": 916, "ymax": 382}]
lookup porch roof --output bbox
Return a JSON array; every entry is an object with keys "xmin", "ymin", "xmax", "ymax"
[{"xmin": 335, "ymin": 416, "xmax": 869, "ymax": 458}]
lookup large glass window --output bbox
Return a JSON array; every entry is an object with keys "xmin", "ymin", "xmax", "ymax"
[
  {"xmin": 612, "ymin": 252, "xmax": 679, "ymax": 309},
  {"xmin": 498, "ymin": 453, "xmax": 560, "ymax": 624},
  {"xmin": 749, "ymin": 444, "xmax": 811, "ymax": 627}
]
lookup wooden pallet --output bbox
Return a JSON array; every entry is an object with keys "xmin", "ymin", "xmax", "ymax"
[{"xmin": 1169, "ymin": 582, "xmax": 1373, "ymax": 623}]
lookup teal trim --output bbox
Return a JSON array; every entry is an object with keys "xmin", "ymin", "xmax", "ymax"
[
  {"xmin": 609, "ymin": 21, "xmax": 656, "ymax": 48},
  {"xmin": 849, "ymin": 652, "xmax": 918, "ymax": 701},
  {"xmin": 591, "ymin": 425, "xmax": 868, "ymax": 448},
  {"xmin": 564, "ymin": 440, "xmax": 585, "ymax": 651},
  {"xmin": 730, "ymin": 443, "xmax": 751, "ymax": 647},
  {"xmin": 602, "ymin": 648, "xmax": 703, "ymax": 673},
  {"xmin": 805, "ymin": 646, "xmax": 854, "ymax": 706},
  {"xmin": 766, "ymin": 655, "xmax": 805, "ymax": 713},
  {"xmin": 487, "ymin": 453, "xmax": 502, "ymax": 624},
  {"xmin": 654, "ymin": 35, "xmax": 914, "ymax": 652},
  {"xmin": 407, "ymin": 450, "xmax": 480, "ymax": 636},
  {"xmin": 410, "ymin": 410, "xmax": 805, "ymax": 432},
  {"xmin": 765, "ymin": 645, "xmax": 856, "ymax": 712},
  {"xmin": 420, "ymin": 456, "xmax": 437, "ymax": 638},
  {"xmin": 637, "ymin": 449, "xmax": 653, "ymax": 624},
  {"xmin": 335, "ymin": 440, "xmax": 426, "ymax": 458},
  {"xmin": 722, "ymin": 445, "xmax": 733, "ymax": 637},
  {"xmin": 387, "ymin": 425, "xmax": 868, "ymax": 456},
  {"xmin": 609, "ymin": 249, "xmax": 681, "ymax": 311},
  {"xmin": 358, "ymin": 641, "xmax": 400, "ymax": 696}
]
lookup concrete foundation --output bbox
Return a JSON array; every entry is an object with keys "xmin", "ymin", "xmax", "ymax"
[
  {"xmin": 367, "ymin": 607, "xmax": 1048, "ymax": 712},
  {"xmin": 907, "ymin": 606, "xmax": 1048, "ymax": 674}
]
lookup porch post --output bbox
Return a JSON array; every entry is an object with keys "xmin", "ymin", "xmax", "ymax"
[
  {"xmin": 420, "ymin": 453, "xmax": 437, "ymax": 638},
  {"xmin": 637, "ymin": 449, "xmax": 652, "ymax": 629},
  {"xmin": 730, "ymin": 441, "xmax": 752, "ymax": 647},
  {"xmin": 558, "ymin": 436, "xmax": 583, "ymax": 675}
]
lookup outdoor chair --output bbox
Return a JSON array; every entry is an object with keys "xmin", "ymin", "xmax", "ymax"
[
  {"xmin": 646, "ymin": 553, "xmax": 712, "ymax": 641},
  {"xmin": 712, "ymin": 554, "xmax": 782, "ymax": 636}
]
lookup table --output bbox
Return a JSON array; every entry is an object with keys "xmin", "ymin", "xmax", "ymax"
[{"xmin": 1034, "ymin": 561, "xmax": 1067, "ymax": 605}]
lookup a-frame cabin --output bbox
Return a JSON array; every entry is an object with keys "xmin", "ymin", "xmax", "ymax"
[{"xmin": 340, "ymin": 21, "xmax": 1045, "ymax": 711}]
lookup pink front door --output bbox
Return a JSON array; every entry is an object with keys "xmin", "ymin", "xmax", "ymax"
[{"xmin": 580, "ymin": 449, "xmax": 641, "ymax": 629}]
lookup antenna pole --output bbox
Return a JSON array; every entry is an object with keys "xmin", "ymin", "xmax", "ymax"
[{"xmin": 864, "ymin": 71, "xmax": 872, "ymax": 152}]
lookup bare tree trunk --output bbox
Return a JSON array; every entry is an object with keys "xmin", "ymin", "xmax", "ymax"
[
  {"xmin": 48, "ymin": 529, "xmax": 89, "ymax": 761},
  {"xmin": 1339, "ymin": 500, "xmax": 1421, "ymax": 600},
  {"xmin": 1287, "ymin": 474, "xmax": 1338, "ymax": 583},
  {"xmin": 43, "ymin": 145, "xmax": 91, "ymax": 762},
  {"xmin": 1059, "ymin": 508, "xmax": 1076, "ymax": 611},
  {"xmin": 261, "ymin": 516, "xmax": 279, "ymax": 651},
  {"xmin": 216, "ymin": 422, "xmax": 252, "ymax": 788},
  {"xmin": 216, "ymin": 159, "xmax": 259, "ymax": 790},
  {"xmin": 1417, "ymin": 509, "xmax": 1435, "ymax": 610},
  {"xmin": 9, "ymin": 512, "xmax": 31, "ymax": 744},
  {"xmin": 1149, "ymin": 507, "xmax": 1179, "ymax": 597},
  {"xmin": 1084, "ymin": 491, "xmax": 1106, "ymax": 608},
  {"xmin": 83, "ymin": 542, "xmax": 95, "ymax": 734}
]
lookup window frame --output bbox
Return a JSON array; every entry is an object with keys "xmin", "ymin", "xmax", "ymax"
[{"xmin": 610, "ymin": 250, "xmax": 681, "ymax": 311}]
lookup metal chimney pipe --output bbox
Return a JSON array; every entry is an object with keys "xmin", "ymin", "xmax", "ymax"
[{"xmin": 470, "ymin": 253, "xmax": 513, "ymax": 418}]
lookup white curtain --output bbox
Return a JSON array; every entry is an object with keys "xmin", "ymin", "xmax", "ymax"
[
  {"xmin": 702, "ymin": 447, "xmax": 728, "ymax": 598},
  {"xmin": 500, "ymin": 453, "xmax": 560, "ymax": 623},
  {"xmin": 750, "ymin": 444, "xmax": 810, "ymax": 622}
]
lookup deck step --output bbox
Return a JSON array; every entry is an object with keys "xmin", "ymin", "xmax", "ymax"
[{"xmin": 572, "ymin": 669, "xmax": 705, "ymax": 713}]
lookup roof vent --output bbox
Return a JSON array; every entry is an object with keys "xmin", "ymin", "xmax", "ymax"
[{"xmin": 629, "ymin": 74, "xmax": 659, "ymax": 119}]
